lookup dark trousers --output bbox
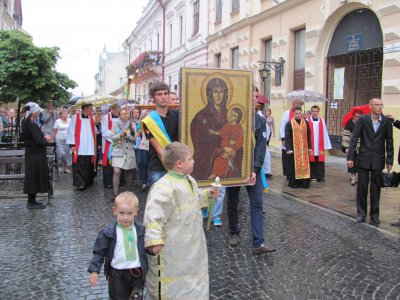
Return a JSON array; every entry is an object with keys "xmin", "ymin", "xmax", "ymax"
[
  {"xmin": 282, "ymin": 149, "xmax": 289, "ymax": 176},
  {"xmin": 72, "ymin": 155, "xmax": 94, "ymax": 189},
  {"xmin": 108, "ymin": 268, "xmax": 144, "ymax": 300},
  {"xmin": 136, "ymin": 149, "xmax": 149, "ymax": 185},
  {"xmin": 103, "ymin": 164, "xmax": 113, "ymax": 187},
  {"xmin": 357, "ymin": 167, "xmax": 381, "ymax": 219},
  {"xmin": 227, "ymin": 171, "xmax": 264, "ymax": 247},
  {"xmin": 310, "ymin": 156, "xmax": 325, "ymax": 180}
]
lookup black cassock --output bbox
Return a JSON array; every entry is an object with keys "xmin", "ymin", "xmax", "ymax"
[{"xmin": 22, "ymin": 119, "xmax": 49, "ymax": 195}]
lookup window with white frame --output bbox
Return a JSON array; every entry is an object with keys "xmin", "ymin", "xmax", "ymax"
[
  {"xmin": 215, "ymin": 53, "xmax": 222, "ymax": 68},
  {"xmin": 294, "ymin": 28, "xmax": 306, "ymax": 90},
  {"xmin": 169, "ymin": 23, "xmax": 173, "ymax": 50},
  {"xmin": 179, "ymin": 15, "xmax": 183, "ymax": 45},
  {"xmin": 263, "ymin": 39, "xmax": 272, "ymax": 99},
  {"xmin": 231, "ymin": 47, "xmax": 239, "ymax": 69},
  {"xmin": 216, "ymin": 0, "xmax": 222, "ymax": 22},
  {"xmin": 193, "ymin": 1, "xmax": 199, "ymax": 35},
  {"xmin": 232, "ymin": 0, "xmax": 239, "ymax": 12}
]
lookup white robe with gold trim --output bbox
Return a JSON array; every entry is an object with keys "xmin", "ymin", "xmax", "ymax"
[{"xmin": 144, "ymin": 172, "xmax": 209, "ymax": 300}]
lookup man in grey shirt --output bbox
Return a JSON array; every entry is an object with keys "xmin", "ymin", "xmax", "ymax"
[{"xmin": 41, "ymin": 100, "xmax": 58, "ymax": 136}]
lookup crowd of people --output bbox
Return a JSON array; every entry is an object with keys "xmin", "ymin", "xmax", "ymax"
[
  {"xmin": 3, "ymin": 81, "xmax": 399, "ymax": 299},
  {"xmin": 0, "ymin": 107, "xmax": 17, "ymax": 143}
]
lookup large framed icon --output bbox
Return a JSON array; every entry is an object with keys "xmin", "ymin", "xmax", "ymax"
[{"xmin": 180, "ymin": 67, "xmax": 253, "ymax": 187}]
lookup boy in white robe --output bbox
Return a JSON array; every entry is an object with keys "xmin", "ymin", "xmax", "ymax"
[{"xmin": 144, "ymin": 142, "xmax": 218, "ymax": 300}]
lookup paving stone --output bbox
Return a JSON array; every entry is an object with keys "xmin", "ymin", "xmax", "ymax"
[{"xmin": 0, "ymin": 172, "xmax": 399, "ymax": 299}]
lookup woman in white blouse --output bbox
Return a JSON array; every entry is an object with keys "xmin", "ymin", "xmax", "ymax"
[{"xmin": 52, "ymin": 109, "xmax": 71, "ymax": 173}]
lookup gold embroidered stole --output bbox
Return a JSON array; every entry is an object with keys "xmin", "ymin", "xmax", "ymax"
[{"xmin": 291, "ymin": 118, "xmax": 310, "ymax": 179}]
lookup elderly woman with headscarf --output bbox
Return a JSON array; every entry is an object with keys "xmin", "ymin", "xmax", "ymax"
[
  {"xmin": 190, "ymin": 77, "xmax": 230, "ymax": 180},
  {"xmin": 22, "ymin": 102, "xmax": 51, "ymax": 209}
]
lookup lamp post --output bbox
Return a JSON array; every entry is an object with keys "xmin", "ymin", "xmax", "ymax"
[{"xmin": 258, "ymin": 57, "xmax": 285, "ymax": 87}]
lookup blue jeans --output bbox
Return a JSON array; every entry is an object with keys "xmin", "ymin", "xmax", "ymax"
[
  {"xmin": 148, "ymin": 170, "xmax": 166, "ymax": 186},
  {"xmin": 212, "ymin": 187, "xmax": 225, "ymax": 221},
  {"xmin": 227, "ymin": 171, "xmax": 264, "ymax": 247},
  {"xmin": 136, "ymin": 149, "xmax": 149, "ymax": 185}
]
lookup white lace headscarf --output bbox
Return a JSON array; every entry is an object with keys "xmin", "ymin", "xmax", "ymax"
[{"xmin": 25, "ymin": 102, "xmax": 43, "ymax": 118}]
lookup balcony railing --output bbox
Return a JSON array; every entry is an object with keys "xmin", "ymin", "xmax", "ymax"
[{"xmin": 126, "ymin": 51, "xmax": 162, "ymax": 84}]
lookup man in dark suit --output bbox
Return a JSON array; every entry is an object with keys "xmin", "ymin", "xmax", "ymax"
[{"xmin": 347, "ymin": 98, "xmax": 393, "ymax": 226}]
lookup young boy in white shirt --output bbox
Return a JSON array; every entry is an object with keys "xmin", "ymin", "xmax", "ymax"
[{"xmin": 88, "ymin": 192, "xmax": 147, "ymax": 299}]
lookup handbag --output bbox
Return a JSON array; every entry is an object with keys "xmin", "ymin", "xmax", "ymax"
[{"xmin": 381, "ymin": 171, "xmax": 400, "ymax": 188}]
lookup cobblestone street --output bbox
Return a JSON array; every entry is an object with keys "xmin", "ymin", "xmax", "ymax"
[{"xmin": 0, "ymin": 172, "xmax": 399, "ymax": 300}]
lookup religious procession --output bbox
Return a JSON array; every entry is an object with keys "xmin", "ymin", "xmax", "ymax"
[
  {"xmin": 1, "ymin": 72, "xmax": 399, "ymax": 299},
  {"xmin": 1, "ymin": 1, "xmax": 400, "ymax": 299}
]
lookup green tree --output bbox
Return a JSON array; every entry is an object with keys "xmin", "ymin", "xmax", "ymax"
[{"xmin": 0, "ymin": 30, "xmax": 77, "ymax": 106}]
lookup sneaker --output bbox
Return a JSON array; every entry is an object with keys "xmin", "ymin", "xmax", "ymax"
[
  {"xmin": 251, "ymin": 243, "xmax": 276, "ymax": 254},
  {"xmin": 27, "ymin": 202, "xmax": 46, "ymax": 209},
  {"xmin": 141, "ymin": 184, "xmax": 147, "ymax": 191},
  {"xmin": 228, "ymin": 234, "xmax": 239, "ymax": 246},
  {"xmin": 213, "ymin": 218, "xmax": 222, "ymax": 227},
  {"xmin": 202, "ymin": 208, "xmax": 209, "ymax": 219}
]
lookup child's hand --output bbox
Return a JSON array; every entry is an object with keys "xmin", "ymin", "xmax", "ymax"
[
  {"xmin": 149, "ymin": 245, "xmax": 163, "ymax": 255},
  {"xmin": 209, "ymin": 188, "xmax": 219, "ymax": 199},
  {"xmin": 90, "ymin": 272, "xmax": 98, "ymax": 287}
]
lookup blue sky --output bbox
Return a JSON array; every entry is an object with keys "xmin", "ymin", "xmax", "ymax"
[{"xmin": 23, "ymin": 0, "xmax": 148, "ymax": 97}]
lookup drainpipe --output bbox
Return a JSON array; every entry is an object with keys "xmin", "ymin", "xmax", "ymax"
[{"xmin": 157, "ymin": 0, "xmax": 166, "ymax": 81}]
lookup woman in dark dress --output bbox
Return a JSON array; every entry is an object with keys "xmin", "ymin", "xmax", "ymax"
[
  {"xmin": 342, "ymin": 110, "xmax": 361, "ymax": 185},
  {"xmin": 22, "ymin": 102, "xmax": 51, "ymax": 209}
]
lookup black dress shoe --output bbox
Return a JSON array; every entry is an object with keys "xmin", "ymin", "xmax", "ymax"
[
  {"xmin": 317, "ymin": 178, "xmax": 325, "ymax": 182},
  {"xmin": 370, "ymin": 218, "xmax": 380, "ymax": 226},
  {"xmin": 356, "ymin": 217, "xmax": 365, "ymax": 223}
]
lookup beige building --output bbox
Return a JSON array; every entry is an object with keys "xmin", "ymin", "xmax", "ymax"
[{"xmin": 207, "ymin": 0, "xmax": 400, "ymax": 164}]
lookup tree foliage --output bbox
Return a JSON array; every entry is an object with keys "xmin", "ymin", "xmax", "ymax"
[{"xmin": 0, "ymin": 30, "xmax": 77, "ymax": 106}]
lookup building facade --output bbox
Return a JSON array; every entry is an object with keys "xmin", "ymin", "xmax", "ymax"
[
  {"xmin": 94, "ymin": 46, "xmax": 127, "ymax": 96},
  {"xmin": 0, "ymin": 0, "xmax": 22, "ymax": 30},
  {"xmin": 123, "ymin": 0, "xmax": 209, "ymax": 102},
  {"xmin": 207, "ymin": 0, "xmax": 400, "ymax": 151},
  {"xmin": 163, "ymin": 0, "xmax": 209, "ymax": 97},
  {"xmin": 123, "ymin": 1, "xmax": 164, "ymax": 103}
]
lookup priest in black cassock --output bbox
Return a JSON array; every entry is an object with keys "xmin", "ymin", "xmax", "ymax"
[
  {"xmin": 66, "ymin": 103, "xmax": 97, "ymax": 190},
  {"xmin": 285, "ymin": 106, "xmax": 313, "ymax": 189}
]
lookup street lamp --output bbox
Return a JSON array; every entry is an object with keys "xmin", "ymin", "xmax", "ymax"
[
  {"xmin": 258, "ymin": 68, "xmax": 271, "ymax": 81},
  {"xmin": 258, "ymin": 57, "xmax": 285, "ymax": 86}
]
